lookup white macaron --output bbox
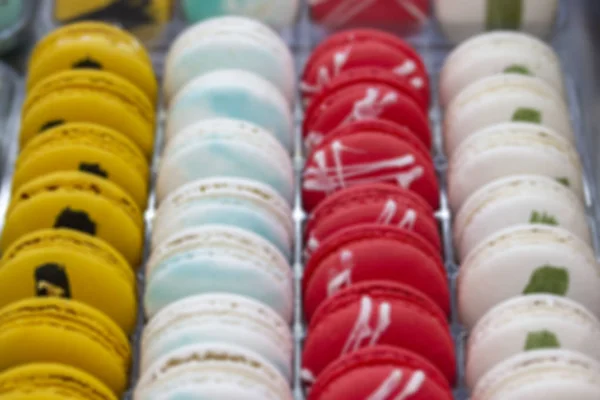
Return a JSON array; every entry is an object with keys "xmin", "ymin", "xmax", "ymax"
[
  {"xmin": 454, "ymin": 175, "xmax": 590, "ymax": 260},
  {"xmin": 458, "ymin": 224, "xmax": 600, "ymax": 330},
  {"xmin": 444, "ymin": 74, "xmax": 572, "ymax": 156},
  {"xmin": 466, "ymin": 294, "xmax": 600, "ymax": 388},
  {"xmin": 440, "ymin": 31, "xmax": 563, "ymax": 106},
  {"xmin": 448, "ymin": 122, "xmax": 583, "ymax": 211}
]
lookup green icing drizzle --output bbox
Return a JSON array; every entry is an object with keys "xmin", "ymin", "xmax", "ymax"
[
  {"xmin": 529, "ymin": 211, "xmax": 558, "ymax": 225},
  {"xmin": 486, "ymin": 0, "xmax": 522, "ymax": 30},
  {"xmin": 504, "ymin": 64, "xmax": 532, "ymax": 75},
  {"xmin": 556, "ymin": 177, "xmax": 570, "ymax": 187},
  {"xmin": 512, "ymin": 108, "xmax": 542, "ymax": 123},
  {"xmin": 523, "ymin": 265, "xmax": 569, "ymax": 295},
  {"xmin": 525, "ymin": 330, "xmax": 561, "ymax": 350}
]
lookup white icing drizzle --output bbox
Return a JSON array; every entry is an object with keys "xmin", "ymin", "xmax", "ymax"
[
  {"xmin": 393, "ymin": 60, "xmax": 417, "ymax": 76},
  {"xmin": 327, "ymin": 249, "xmax": 354, "ymax": 296},
  {"xmin": 367, "ymin": 370, "xmax": 427, "ymax": 400},
  {"xmin": 304, "ymin": 138, "xmax": 424, "ymax": 193},
  {"xmin": 376, "ymin": 199, "xmax": 418, "ymax": 229},
  {"xmin": 301, "ymin": 368, "xmax": 317, "ymax": 384},
  {"xmin": 341, "ymin": 296, "xmax": 391, "ymax": 354},
  {"xmin": 341, "ymin": 88, "xmax": 399, "ymax": 125},
  {"xmin": 306, "ymin": 131, "xmax": 324, "ymax": 149},
  {"xmin": 393, "ymin": 0, "xmax": 428, "ymax": 23},
  {"xmin": 301, "ymin": 46, "xmax": 353, "ymax": 95}
]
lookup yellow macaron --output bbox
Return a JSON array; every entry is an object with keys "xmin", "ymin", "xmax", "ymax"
[
  {"xmin": 14, "ymin": 122, "xmax": 149, "ymax": 209},
  {"xmin": 0, "ymin": 298, "xmax": 130, "ymax": 394},
  {"xmin": 27, "ymin": 21, "xmax": 157, "ymax": 102},
  {"xmin": 20, "ymin": 69, "xmax": 155, "ymax": 158},
  {"xmin": 0, "ymin": 229, "xmax": 136, "ymax": 334},
  {"xmin": 0, "ymin": 363, "xmax": 117, "ymax": 400},
  {"xmin": 1, "ymin": 171, "xmax": 144, "ymax": 268}
]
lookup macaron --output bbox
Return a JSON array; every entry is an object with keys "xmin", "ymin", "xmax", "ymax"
[
  {"xmin": 135, "ymin": 343, "xmax": 292, "ymax": 400},
  {"xmin": 440, "ymin": 31, "xmax": 563, "ymax": 106},
  {"xmin": 453, "ymin": 175, "xmax": 590, "ymax": 261},
  {"xmin": 303, "ymin": 119, "xmax": 439, "ymax": 212},
  {"xmin": 156, "ymin": 118, "xmax": 294, "ymax": 204},
  {"xmin": 26, "ymin": 21, "xmax": 157, "ymax": 102},
  {"xmin": 0, "ymin": 229, "xmax": 136, "ymax": 334},
  {"xmin": 301, "ymin": 29, "xmax": 429, "ymax": 107},
  {"xmin": 0, "ymin": 363, "xmax": 117, "ymax": 400},
  {"xmin": 180, "ymin": 0, "xmax": 299, "ymax": 29},
  {"xmin": 165, "ymin": 69, "xmax": 293, "ymax": 151},
  {"xmin": 152, "ymin": 177, "xmax": 293, "ymax": 259},
  {"xmin": 0, "ymin": 297, "xmax": 130, "ymax": 394},
  {"xmin": 304, "ymin": 183, "xmax": 440, "ymax": 259},
  {"xmin": 140, "ymin": 293, "xmax": 293, "ymax": 379},
  {"xmin": 472, "ymin": 349, "xmax": 600, "ymax": 400},
  {"xmin": 144, "ymin": 225, "xmax": 293, "ymax": 322},
  {"xmin": 1, "ymin": 171, "xmax": 144, "ymax": 267},
  {"xmin": 444, "ymin": 74, "xmax": 572, "ymax": 156},
  {"xmin": 303, "ymin": 224, "xmax": 449, "ymax": 322},
  {"xmin": 303, "ymin": 68, "xmax": 431, "ymax": 150},
  {"xmin": 165, "ymin": 16, "xmax": 295, "ymax": 103},
  {"xmin": 20, "ymin": 69, "xmax": 156, "ymax": 158},
  {"xmin": 448, "ymin": 122, "xmax": 583, "ymax": 212},
  {"xmin": 13, "ymin": 122, "xmax": 150, "ymax": 209},
  {"xmin": 458, "ymin": 224, "xmax": 600, "ymax": 330},
  {"xmin": 310, "ymin": 0, "xmax": 429, "ymax": 32},
  {"xmin": 302, "ymin": 281, "xmax": 455, "ymax": 385},
  {"xmin": 434, "ymin": 0, "xmax": 560, "ymax": 44},
  {"xmin": 466, "ymin": 294, "xmax": 600, "ymax": 389}
]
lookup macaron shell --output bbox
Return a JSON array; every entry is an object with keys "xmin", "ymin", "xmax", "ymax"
[
  {"xmin": 14, "ymin": 123, "xmax": 149, "ymax": 209},
  {"xmin": 304, "ymin": 69, "xmax": 431, "ymax": 150},
  {"xmin": 303, "ymin": 129, "xmax": 439, "ymax": 212},
  {"xmin": 303, "ymin": 225, "xmax": 449, "ymax": 321},
  {"xmin": 0, "ymin": 298, "xmax": 130, "ymax": 395},
  {"xmin": 440, "ymin": 31, "xmax": 563, "ymax": 105},
  {"xmin": 0, "ymin": 230, "xmax": 136, "ymax": 333},
  {"xmin": 302, "ymin": 282, "xmax": 456, "ymax": 384},
  {"xmin": 465, "ymin": 295, "xmax": 600, "ymax": 388},
  {"xmin": 454, "ymin": 175, "xmax": 590, "ymax": 260},
  {"xmin": 458, "ymin": 225, "xmax": 600, "ymax": 330},
  {"xmin": 448, "ymin": 123, "xmax": 583, "ymax": 211},
  {"xmin": 307, "ymin": 346, "xmax": 452, "ymax": 400},
  {"xmin": 165, "ymin": 69, "xmax": 293, "ymax": 151},
  {"xmin": 156, "ymin": 120, "xmax": 294, "ymax": 204},
  {"xmin": 444, "ymin": 74, "xmax": 572, "ymax": 156},
  {"xmin": 301, "ymin": 34, "xmax": 429, "ymax": 107},
  {"xmin": 144, "ymin": 226, "xmax": 293, "ymax": 322},
  {"xmin": 26, "ymin": 27, "xmax": 157, "ymax": 102},
  {"xmin": 1, "ymin": 172, "xmax": 144, "ymax": 267},
  {"xmin": 21, "ymin": 70, "xmax": 155, "ymax": 158},
  {"xmin": 305, "ymin": 183, "xmax": 440, "ymax": 258}
]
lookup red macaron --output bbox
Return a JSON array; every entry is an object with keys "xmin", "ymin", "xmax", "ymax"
[
  {"xmin": 302, "ymin": 119, "xmax": 439, "ymax": 212},
  {"xmin": 307, "ymin": 345, "xmax": 453, "ymax": 400},
  {"xmin": 301, "ymin": 29, "xmax": 429, "ymax": 107},
  {"xmin": 304, "ymin": 183, "xmax": 441, "ymax": 258},
  {"xmin": 301, "ymin": 281, "xmax": 456, "ymax": 386},
  {"xmin": 302, "ymin": 224, "xmax": 449, "ymax": 321},
  {"xmin": 303, "ymin": 67, "xmax": 431, "ymax": 150},
  {"xmin": 310, "ymin": 0, "xmax": 430, "ymax": 34}
]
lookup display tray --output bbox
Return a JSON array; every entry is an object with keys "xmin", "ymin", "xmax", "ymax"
[{"xmin": 0, "ymin": 1, "xmax": 598, "ymax": 399}]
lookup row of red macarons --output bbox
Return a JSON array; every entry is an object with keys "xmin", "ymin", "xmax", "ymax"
[{"xmin": 298, "ymin": 29, "xmax": 454, "ymax": 400}]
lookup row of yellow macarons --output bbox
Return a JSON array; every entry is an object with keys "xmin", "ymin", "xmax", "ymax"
[{"xmin": 0, "ymin": 21, "xmax": 159, "ymax": 399}]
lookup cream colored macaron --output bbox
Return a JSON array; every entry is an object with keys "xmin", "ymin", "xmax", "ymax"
[
  {"xmin": 458, "ymin": 224, "xmax": 600, "ymax": 330},
  {"xmin": 440, "ymin": 31, "xmax": 563, "ymax": 106},
  {"xmin": 448, "ymin": 122, "xmax": 583, "ymax": 212},
  {"xmin": 444, "ymin": 74, "xmax": 572, "ymax": 156},
  {"xmin": 454, "ymin": 175, "xmax": 590, "ymax": 260},
  {"xmin": 466, "ymin": 294, "xmax": 600, "ymax": 389}
]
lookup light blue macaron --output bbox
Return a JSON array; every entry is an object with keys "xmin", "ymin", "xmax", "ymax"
[
  {"xmin": 180, "ymin": 0, "xmax": 299, "ymax": 30},
  {"xmin": 165, "ymin": 16, "xmax": 295, "ymax": 104},
  {"xmin": 165, "ymin": 69, "xmax": 293, "ymax": 152},
  {"xmin": 153, "ymin": 177, "xmax": 293, "ymax": 259},
  {"xmin": 157, "ymin": 118, "xmax": 294, "ymax": 203},
  {"xmin": 144, "ymin": 225, "xmax": 293, "ymax": 322}
]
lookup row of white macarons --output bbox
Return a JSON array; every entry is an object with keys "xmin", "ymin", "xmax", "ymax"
[
  {"xmin": 134, "ymin": 16, "xmax": 297, "ymax": 400},
  {"xmin": 440, "ymin": 30, "xmax": 600, "ymax": 397}
]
